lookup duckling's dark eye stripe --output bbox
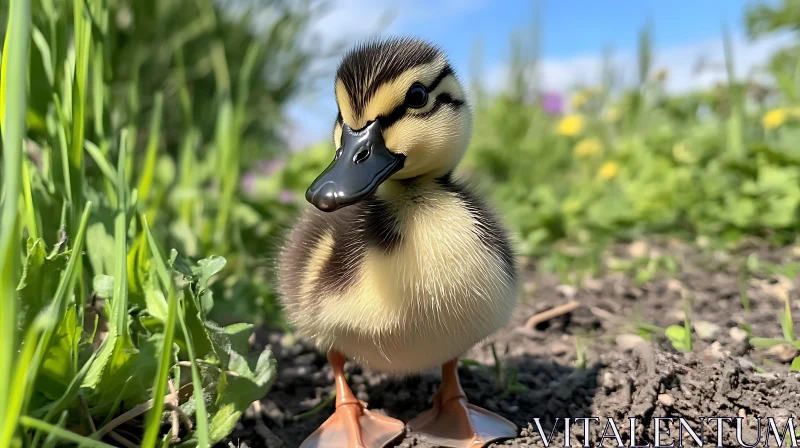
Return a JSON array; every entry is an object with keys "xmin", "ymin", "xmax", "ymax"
[
  {"xmin": 426, "ymin": 65, "xmax": 453, "ymax": 92},
  {"xmin": 417, "ymin": 93, "xmax": 464, "ymax": 119},
  {"xmin": 378, "ymin": 104, "xmax": 408, "ymax": 129},
  {"xmin": 377, "ymin": 92, "xmax": 463, "ymax": 129}
]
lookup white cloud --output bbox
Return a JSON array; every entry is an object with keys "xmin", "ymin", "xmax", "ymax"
[{"xmin": 480, "ymin": 31, "xmax": 796, "ymax": 98}]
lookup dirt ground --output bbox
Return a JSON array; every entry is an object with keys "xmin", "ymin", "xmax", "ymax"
[{"xmin": 222, "ymin": 240, "xmax": 800, "ymax": 447}]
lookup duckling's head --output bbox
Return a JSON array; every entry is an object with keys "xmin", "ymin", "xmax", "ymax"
[{"xmin": 306, "ymin": 37, "xmax": 471, "ymax": 212}]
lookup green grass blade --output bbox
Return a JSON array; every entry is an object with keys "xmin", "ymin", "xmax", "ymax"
[
  {"xmin": 111, "ymin": 129, "xmax": 130, "ymax": 332},
  {"xmin": 136, "ymin": 92, "xmax": 164, "ymax": 205},
  {"xmin": 52, "ymin": 93, "xmax": 73, "ymax": 205},
  {"xmin": 3, "ymin": 311, "xmax": 58, "ymax": 447},
  {"xmin": 144, "ymin": 231, "xmax": 209, "ymax": 447},
  {"xmin": 178, "ymin": 129, "xmax": 199, "ymax": 224},
  {"xmin": 41, "ymin": 411, "xmax": 68, "ymax": 448},
  {"xmin": 21, "ymin": 159, "xmax": 40, "ymax": 240},
  {"xmin": 69, "ymin": 0, "xmax": 92, "ymax": 222},
  {"xmin": 20, "ymin": 416, "xmax": 116, "ymax": 448},
  {"xmin": 0, "ymin": 0, "xmax": 32, "ymax": 444},
  {"xmin": 749, "ymin": 337, "xmax": 789, "ymax": 349},
  {"xmin": 782, "ymin": 300, "xmax": 796, "ymax": 342},
  {"xmin": 141, "ymin": 218, "xmax": 179, "ymax": 448},
  {"xmin": 212, "ymin": 98, "xmax": 235, "ymax": 249},
  {"xmin": 31, "ymin": 25, "xmax": 54, "ymax": 87},
  {"xmin": 85, "ymin": 140, "xmax": 119, "ymax": 187}
]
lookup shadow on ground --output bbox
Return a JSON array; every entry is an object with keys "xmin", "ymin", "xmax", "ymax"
[{"xmin": 222, "ymin": 328, "xmax": 600, "ymax": 448}]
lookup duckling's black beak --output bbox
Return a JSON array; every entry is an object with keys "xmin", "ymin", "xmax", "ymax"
[{"xmin": 305, "ymin": 121, "xmax": 405, "ymax": 212}]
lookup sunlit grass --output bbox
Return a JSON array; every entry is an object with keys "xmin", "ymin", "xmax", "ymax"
[{"xmin": 1, "ymin": 0, "xmax": 32, "ymax": 445}]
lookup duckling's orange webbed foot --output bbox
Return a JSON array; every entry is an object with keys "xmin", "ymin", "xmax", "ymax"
[
  {"xmin": 299, "ymin": 350, "xmax": 404, "ymax": 448},
  {"xmin": 406, "ymin": 359, "xmax": 518, "ymax": 448}
]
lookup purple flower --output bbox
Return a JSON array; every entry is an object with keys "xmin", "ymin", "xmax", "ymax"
[
  {"xmin": 240, "ymin": 172, "xmax": 257, "ymax": 195},
  {"xmin": 278, "ymin": 190, "xmax": 295, "ymax": 204},
  {"xmin": 259, "ymin": 158, "xmax": 285, "ymax": 176},
  {"xmin": 541, "ymin": 92, "xmax": 563, "ymax": 115}
]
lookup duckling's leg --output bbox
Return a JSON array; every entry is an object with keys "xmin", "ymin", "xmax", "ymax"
[
  {"xmin": 299, "ymin": 350, "xmax": 405, "ymax": 448},
  {"xmin": 406, "ymin": 359, "xmax": 518, "ymax": 447}
]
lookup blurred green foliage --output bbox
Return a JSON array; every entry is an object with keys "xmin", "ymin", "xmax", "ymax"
[
  {"xmin": 453, "ymin": 4, "xmax": 800, "ymax": 260},
  {"xmin": 0, "ymin": 0, "xmax": 334, "ymax": 445}
]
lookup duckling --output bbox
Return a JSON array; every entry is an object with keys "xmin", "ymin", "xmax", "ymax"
[{"xmin": 277, "ymin": 37, "xmax": 519, "ymax": 448}]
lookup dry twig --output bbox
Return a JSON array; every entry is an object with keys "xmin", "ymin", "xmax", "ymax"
[
  {"xmin": 524, "ymin": 301, "xmax": 581, "ymax": 329},
  {"xmin": 108, "ymin": 431, "xmax": 138, "ymax": 448}
]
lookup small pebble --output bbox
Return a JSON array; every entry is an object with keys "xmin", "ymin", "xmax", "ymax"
[
  {"xmin": 702, "ymin": 341, "xmax": 727, "ymax": 361},
  {"xmin": 601, "ymin": 371, "xmax": 616, "ymax": 389},
  {"xmin": 616, "ymin": 334, "xmax": 646, "ymax": 351},
  {"xmin": 766, "ymin": 344, "xmax": 799, "ymax": 363},
  {"xmin": 739, "ymin": 408, "xmax": 746, "ymax": 418},
  {"xmin": 279, "ymin": 332, "xmax": 296, "ymax": 348},
  {"xmin": 666, "ymin": 279, "xmax": 685, "ymax": 293},
  {"xmin": 556, "ymin": 284, "xmax": 577, "ymax": 299},
  {"xmin": 293, "ymin": 353, "xmax": 316, "ymax": 366},
  {"xmin": 693, "ymin": 320, "xmax": 721, "ymax": 341},
  {"xmin": 658, "ymin": 394, "xmax": 675, "ymax": 406},
  {"xmin": 729, "ymin": 327, "xmax": 749, "ymax": 343},
  {"xmin": 628, "ymin": 240, "xmax": 649, "ymax": 258},
  {"xmin": 667, "ymin": 309, "xmax": 686, "ymax": 323}
]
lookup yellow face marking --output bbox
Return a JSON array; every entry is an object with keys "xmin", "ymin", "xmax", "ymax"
[
  {"xmin": 333, "ymin": 121, "xmax": 342, "ymax": 149},
  {"xmin": 335, "ymin": 79, "xmax": 356, "ymax": 127}
]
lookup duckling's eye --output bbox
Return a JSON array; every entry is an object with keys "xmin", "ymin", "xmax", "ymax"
[
  {"xmin": 334, "ymin": 148, "xmax": 343, "ymax": 160},
  {"xmin": 405, "ymin": 84, "xmax": 428, "ymax": 109}
]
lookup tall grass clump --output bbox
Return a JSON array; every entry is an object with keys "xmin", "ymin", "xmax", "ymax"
[{"xmin": 0, "ymin": 0, "xmax": 327, "ymax": 444}]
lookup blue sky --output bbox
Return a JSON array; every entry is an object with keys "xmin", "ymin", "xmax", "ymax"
[{"xmin": 284, "ymin": 0, "xmax": 789, "ymax": 148}]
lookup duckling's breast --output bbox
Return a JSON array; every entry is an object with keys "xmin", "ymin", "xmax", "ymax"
[{"xmin": 277, "ymin": 177, "xmax": 518, "ymax": 374}]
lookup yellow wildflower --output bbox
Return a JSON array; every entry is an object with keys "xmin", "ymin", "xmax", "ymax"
[
  {"xmin": 597, "ymin": 161, "xmax": 619, "ymax": 180},
  {"xmin": 763, "ymin": 108, "xmax": 788, "ymax": 130},
  {"xmin": 557, "ymin": 114, "xmax": 585, "ymax": 136},
  {"xmin": 571, "ymin": 90, "xmax": 589, "ymax": 108},
  {"xmin": 573, "ymin": 137, "xmax": 604, "ymax": 158}
]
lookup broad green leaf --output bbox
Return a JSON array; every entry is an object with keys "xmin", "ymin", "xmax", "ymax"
[
  {"xmin": 791, "ymin": 356, "xmax": 800, "ymax": 372},
  {"xmin": 665, "ymin": 325, "xmax": 690, "ymax": 352},
  {"xmin": 208, "ymin": 349, "xmax": 277, "ymax": 443},
  {"xmin": 36, "ymin": 307, "xmax": 81, "ymax": 399},
  {"xmin": 92, "ymin": 274, "xmax": 114, "ymax": 299},
  {"xmin": 17, "ymin": 238, "xmax": 69, "ymax": 328},
  {"xmin": 224, "ymin": 323, "xmax": 254, "ymax": 355},
  {"xmin": 144, "ymin": 281, "xmax": 169, "ymax": 322},
  {"xmin": 86, "ymin": 220, "xmax": 115, "ymax": 276}
]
